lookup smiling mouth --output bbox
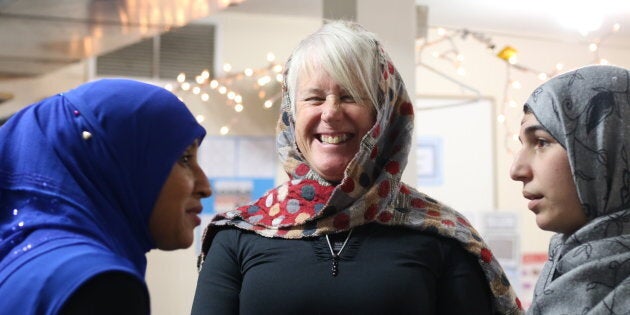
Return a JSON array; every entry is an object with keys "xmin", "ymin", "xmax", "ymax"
[{"xmin": 318, "ymin": 134, "xmax": 351, "ymax": 144}]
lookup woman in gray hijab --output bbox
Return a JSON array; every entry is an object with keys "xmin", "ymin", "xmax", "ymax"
[{"xmin": 511, "ymin": 64, "xmax": 630, "ymax": 314}]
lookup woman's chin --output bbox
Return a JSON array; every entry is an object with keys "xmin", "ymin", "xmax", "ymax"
[
  {"xmin": 317, "ymin": 168, "xmax": 345, "ymax": 182},
  {"xmin": 309, "ymin": 161, "xmax": 348, "ymax": 182}
]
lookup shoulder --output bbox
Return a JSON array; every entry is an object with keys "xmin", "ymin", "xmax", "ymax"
[
  {"xmin": 211, "ymin": 225, "xmax": 258, "ymax": 244},
  {"xmin": 211, "ymin": 226, "xmax": 305, "ymax": 250},
  {"xmin": 205, "ymin": 226, "xmax": 270, "ymax": 256},
  {"xmin": 362, "ymin": 223, "xmax": 457, "ymax": 245},
  {"xmin": 0, "ymin": 242, "xmax": 144, "ymax": 314},
  {"xmin": 362, "ymin": 223, "xmax": 477, "ymax": 260},
  {"xmin": 60, "ymin": 271, "xmax": 149, "ymax": 315}
]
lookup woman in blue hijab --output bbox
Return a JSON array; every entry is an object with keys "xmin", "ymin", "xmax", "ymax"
[{"xmin": 0, "ymin": 78, "xmax": 211, "ymax": 314}]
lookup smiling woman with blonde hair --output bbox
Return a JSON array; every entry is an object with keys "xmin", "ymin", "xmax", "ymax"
[{"xmin": 192, "ymin": 20, "xmax": 522, "ymax": 315}]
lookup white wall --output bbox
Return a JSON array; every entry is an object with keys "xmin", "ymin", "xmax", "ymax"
[
  {"xmin": 0, "ymin": 62, "xmax": 88, "ymax": 118},
  {"xmin": 417, "ymin": 28, "xmax": 630, "ymax": 254}
]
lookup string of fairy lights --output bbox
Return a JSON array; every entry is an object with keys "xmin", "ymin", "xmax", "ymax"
[
  {"xmin": 165, "ymin": 52, "xmax": 283, "ymax": 135},
  {"xmin": 416, "ymin": 22, "xmax": 622, "ymax": 153},
  {"xmin": 171, "ymin": 22, "xmax": 622, "ymax": 142}
]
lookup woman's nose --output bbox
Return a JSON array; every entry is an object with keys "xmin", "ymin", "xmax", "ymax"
[
  {"xmin": 509, "ymin": 149, "xmax": 531, "ymax": 182},
  {"xmin": 321, "ymin": 97, "xmax": 342, "ymax": 122},
  {"xmin": 194, "ymin": 167, "xmax": 212, "ymax": 198}
]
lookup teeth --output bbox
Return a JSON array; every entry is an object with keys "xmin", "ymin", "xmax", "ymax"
[{"xmin": 321, "ymin": 134, "xmax": 349, "ymax": 144}]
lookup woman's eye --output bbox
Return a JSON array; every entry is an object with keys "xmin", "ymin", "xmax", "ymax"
[
  {"xmin": 179, "ymin": 154, "xmax": 193, "ymax": 165},
  {"xmin": 535, "ymin": 138, "xmax": 550, "ymax": 148},
  {"xmin": 305, "ymin": 97, "xmax": 324, "ymax": 102},
  {"xmin": 340, "ymin": 95, "xmax": 355, "ymax": 102}
]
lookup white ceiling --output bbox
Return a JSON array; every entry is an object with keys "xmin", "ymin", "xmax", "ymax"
[
  {"xmin": 416, "ymin": 0, "xmax": 630, "ymax": 44},
  {"xmin": 225, "ymin": 0, "xmax": 630, "ymax": 45},
  {"xmin": 0, "ymin": 0, "xmax": 628, "ymax": 81},
  {"xmin": 0, "ymin": 0, "xmax": 232, "ymax": 79}
]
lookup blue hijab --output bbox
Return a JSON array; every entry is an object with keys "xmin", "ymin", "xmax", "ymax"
[{"xmin": 0, "ymin": 79, "xmax": 205, "ymax": 314}]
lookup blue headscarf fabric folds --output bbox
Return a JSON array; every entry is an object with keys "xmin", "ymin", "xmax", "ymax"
[{"xmin": 0, "ymin": 79, "xmax": 205, "ymax": 314}]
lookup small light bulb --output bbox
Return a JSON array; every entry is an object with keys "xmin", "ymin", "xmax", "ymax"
[
  {"xmin": 223, "ymin": 63, "xmax": 232, "ymax": 72},
  {"xmin": 257, "ymin": 76, "xmax": 271, "ymax": 86},
  {"xmin": 508, "ymin": 56, "xmax": 518, "ymax": 65},
  {"xmin": 234, "ymin": 104, "xmax": 244, "ymax": 112},
  {"xmin": 511, "ymin": 81, "xmax": 522, "ymax": 89},
  {"xmin": 220, "ymin": 126, "xmax": 229, "ymax": 135},
  {"xmin": 195, "ymin": 115, "xmax": 205, "ymax": 123},
  {"xmin": 177, "ymin": 73, "xmax": 186, "ymax": 83},
  {"xmin": 264, "ymin": 100, "xmax": 273, "ymax": 108}
]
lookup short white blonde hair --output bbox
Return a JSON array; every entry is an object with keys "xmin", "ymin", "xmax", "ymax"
[{"xmin": 285, "ymin": 20, "xmax": 381, "ymax": 115}]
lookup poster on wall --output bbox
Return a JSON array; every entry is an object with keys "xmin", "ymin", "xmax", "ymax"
[
  {"xmin": 209, "ymin": 179, "xmax": 254, "ymax": 213},
  {"xmin": 198, "ymin": 135, "xmax": 277, "ymax": 178},
  {"xmin": 194, "ymin": 135, "xmax": 277, "ymax": 252},
  {"xmin": 195, "ymin": 177, "xmax": 275, "ymax": 253},
  {"xmin": 481, "ymin": 212, "xmax": 520, "ymax": 293},
  {"xmin": 519, "ymin": 252, "xmax": 548, "ymax": 310},
  {"xmin": 413, "ymin": 98, "xmax": 525, "ymax": 299},
  {"xmin": 414, "ymin": 97, "xmax": 495, "ymax": 213},
  {"xmin": 417, "ymin": 136, "xmax": 443, "ymax": 186},
  {"xmin": 201, "ymin": 178, "xmax": 275, "ymax": 215}
]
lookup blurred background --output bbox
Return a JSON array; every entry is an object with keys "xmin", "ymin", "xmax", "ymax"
[{"xmin": 1, "ymin": 0, "xmax": 629, "ymax": 312}]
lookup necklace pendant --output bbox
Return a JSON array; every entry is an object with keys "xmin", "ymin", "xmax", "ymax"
[
  {"xmin": 331, "ymin": 256, "xmax": 339, "ymax": 277},
  {"xmin": 325, "ymin": 229, "xmax": 353, "ymax": 278}
]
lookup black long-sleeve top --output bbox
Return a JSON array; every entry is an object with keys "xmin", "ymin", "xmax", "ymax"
[
  {"xmin": 192, "ymin": 223, "xmax": 494, "ymax": 315},
  {"xmin": 60, "ymin": 271, "xmax": 149, "ymax": 315}
]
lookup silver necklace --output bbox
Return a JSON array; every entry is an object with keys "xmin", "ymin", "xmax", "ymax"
[{"xmin": 325, "ymin": 228, "xmax": 353, "ymax": 277}]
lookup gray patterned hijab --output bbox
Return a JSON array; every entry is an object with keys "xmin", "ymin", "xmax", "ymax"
[{"xmin": 525, "ymin": 65, "xmax": 630, "ymax": 314}]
